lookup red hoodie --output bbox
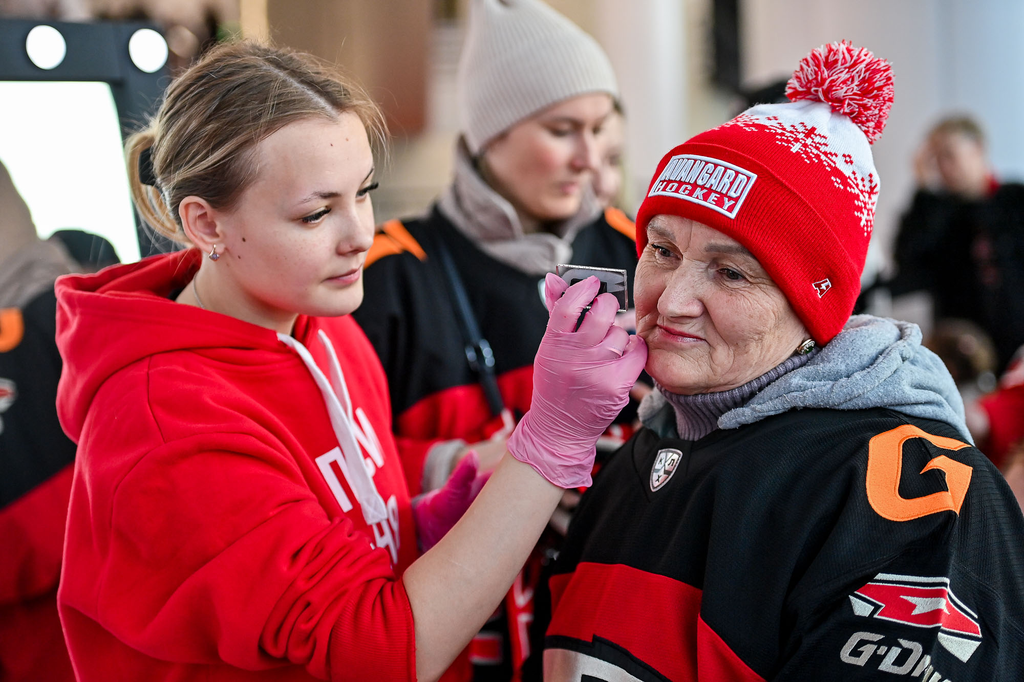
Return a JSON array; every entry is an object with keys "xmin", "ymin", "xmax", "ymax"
[{"xmin": 55, "ymin": 250, "xmax": 418, "ymax": 681}]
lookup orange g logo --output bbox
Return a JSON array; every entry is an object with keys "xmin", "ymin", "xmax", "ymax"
[{"xmin": 866, "ymin": 424, "xmax": 973, "ymax": 522}]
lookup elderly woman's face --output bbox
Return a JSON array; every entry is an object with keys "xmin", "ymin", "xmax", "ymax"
[{"xmin": 636, "ymin": 215, "xmax": 809, "ymax": 394}]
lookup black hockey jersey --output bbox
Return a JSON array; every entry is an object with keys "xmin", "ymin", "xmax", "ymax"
[{"xmin": 542, "ymin": 407, "xmax": 1024, "ymax": 681}]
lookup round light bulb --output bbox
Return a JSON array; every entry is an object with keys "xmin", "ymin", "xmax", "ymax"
[
  {"xmin": 25, "ymin": 25, "xmax": 67, "ymax": 70},
  {"xmin": 128, "ymin": 28, "xmax": 168, "ymax": 74}
]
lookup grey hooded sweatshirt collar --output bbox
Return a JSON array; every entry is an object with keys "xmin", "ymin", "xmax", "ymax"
[{"xmin": 640, "ymin": 315, "xmax": 972, "ymax": 444}]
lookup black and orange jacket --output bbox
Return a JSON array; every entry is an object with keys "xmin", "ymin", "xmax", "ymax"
[
  {"xmin": 538, "ymin": 404, "xmax": 1024, "ymax": 681},
  {"xmin": 891, "ymin": 183, "xmax": 1024, "ymax": 373},
  {"xmin": 354, "ymin": 205, "xmax": 638, "ymax": 495},
  {"xmin": 0, "ymin": 289, "xmax": 77, "ymax": 682}
]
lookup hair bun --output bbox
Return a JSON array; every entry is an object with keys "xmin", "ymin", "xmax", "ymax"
[{"xmin": 785, "ymin": 40, "xmax": 894, "ymax": 144}]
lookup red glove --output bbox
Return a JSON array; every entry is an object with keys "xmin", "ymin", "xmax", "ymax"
[
  {"xmin": 507, "ymin": 274, "xmax": 648, "ymax": 489},
  {"xmin": 411, "ymin": 451, "xmax": 489, "ymax": 552}
]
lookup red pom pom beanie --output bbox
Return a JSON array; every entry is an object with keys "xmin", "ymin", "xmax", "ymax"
[{"xmin": 635, "ymin": 41, "xmax": 894, "ymax": 345}]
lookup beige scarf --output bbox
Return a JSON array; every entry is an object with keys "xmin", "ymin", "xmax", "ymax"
[{"xmin": 437, "ymin": 137, "xmax": 601, "ymax": 276}]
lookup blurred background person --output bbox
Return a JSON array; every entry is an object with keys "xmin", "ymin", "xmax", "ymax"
[
  {"xmin": 1002, "ymin": 439, "xmax": 1024, "ymax": 512},
  {"xmin": 924, "ymin": 318, "xmax": 998, "ymax": 403},
  {"xmin": 889, "ymin": 115, "xmax": 1024, "ymax": 374},
  {"xmin": 923, "ymin": 318, "xmax": 998, "ymax": 441},
  {"xmin": 354, "ymin": 1, "xmax": 638, "ymax": 678},
  {"xmin": 0, "ymin": 159, "xmax": 78, "ymax": 682},
  {"xmin": 971, "ymin": 345, "xmax": 1024, "ymax": 473},
  {"xmin": 921, "ymin": 320, "xmax": 1024, "ymax": 476},
  {"xmin": 49, "ymin": 229, "xmax": 121, "ymax": 273},
  {"xmin": 592, "ymin": 100, "xmax": 625, "ymax": 210}
]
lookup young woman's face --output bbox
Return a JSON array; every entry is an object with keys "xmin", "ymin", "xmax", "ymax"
[
  {"xmin": 481, "ymin": 93, "xmax": 613, "ymax": 223},
  {"xmin": 207, "ymin": 113, "xmax": 377, "ymax": 332}
]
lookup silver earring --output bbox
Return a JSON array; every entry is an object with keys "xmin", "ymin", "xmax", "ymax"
[
  {"xmin": 208, "ymin": 245, "xmax": 220, "ymax": 261},
  {"xmin": 796, "ymin": 339, "xmax": 816, "ymax": 355}
]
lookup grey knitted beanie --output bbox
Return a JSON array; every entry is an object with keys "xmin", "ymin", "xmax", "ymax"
[{"xmin": 457, "ymin": 0, "xmax": 619, "ymax": 155}]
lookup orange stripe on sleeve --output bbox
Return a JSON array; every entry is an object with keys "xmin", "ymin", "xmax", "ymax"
[
  {"xmin": 365, "ymin": 220, "xmax": 428, "ymax": 268},
  {"xmin": 365, "ymin": 234, "xmax": 403, "ymax": 268},
  {"xmin": 604, "ymin": 207, "xmax": 636, "ymax": 242}
]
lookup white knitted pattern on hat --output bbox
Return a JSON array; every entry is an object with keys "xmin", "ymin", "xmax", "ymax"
[
  {"xmin": 457, "ymin": 0, "xmax": 619, "ymax": 154},
  {"xmin": 722, "ymin": 100, "xmax": 880, "ymax": 235}
]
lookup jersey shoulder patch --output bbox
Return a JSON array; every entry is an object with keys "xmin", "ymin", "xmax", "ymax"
[{"xmin": 865, "ymin": 423, "xmax": 972, "ymax": 523}]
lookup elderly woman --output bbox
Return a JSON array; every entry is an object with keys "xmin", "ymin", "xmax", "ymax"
[{"xmin": 538, "ymin": 43, "xmax": 1024, "ymax": 681}]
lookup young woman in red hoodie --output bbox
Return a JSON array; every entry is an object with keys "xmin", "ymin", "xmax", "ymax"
[{"xmin": 54, "ymin": 42, "xmax": 646, "ymax": 682}]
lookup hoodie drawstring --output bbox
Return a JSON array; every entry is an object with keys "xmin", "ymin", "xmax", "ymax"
[{"xmin": 278, "ymin": 331, "xmax": 388, "ymax": 525}]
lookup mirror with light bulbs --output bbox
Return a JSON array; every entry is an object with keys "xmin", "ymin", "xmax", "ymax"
[{"xmin": 0, "ymin": 19, "xmax": 169, "ymax": 263}]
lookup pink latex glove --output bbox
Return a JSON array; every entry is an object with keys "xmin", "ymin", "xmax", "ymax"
[
  {"xmin": 507, "ymin": 274, "xmax": 648, "ymax": 488},
  {"xmin": 411, "ymin": 451, "xmax": 489, "ymax": 552}
]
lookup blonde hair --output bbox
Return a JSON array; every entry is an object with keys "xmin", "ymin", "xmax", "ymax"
[{"xmin": 126, "ymin": 41, "xmax": 387, "ymax": 244}]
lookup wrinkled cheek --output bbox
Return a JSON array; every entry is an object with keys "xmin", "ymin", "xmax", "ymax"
[
  {"xmin": 646, "ymin": 348, "xmax": 705, "ymax": 394},
  {"xmin": 633, "ymin": 264, "xmax": 662, "ymax": 334}
]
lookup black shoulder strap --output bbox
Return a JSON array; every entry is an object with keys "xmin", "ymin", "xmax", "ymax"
[{"xmin": 428, "ymin": 229, "xmax": 507, "ymax": 418}]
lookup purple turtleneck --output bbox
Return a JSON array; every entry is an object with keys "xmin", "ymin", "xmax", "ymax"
[{"xmin": 656, "ymin": 350, "xmax": 817, "ymax": 441}]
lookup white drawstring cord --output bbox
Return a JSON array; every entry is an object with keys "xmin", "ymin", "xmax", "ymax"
[
  {"xmin": 317, "ymin": 331, "xmax": 385, "ymax": 469},
  {"xmin": 278, "ymin": 332, "xmax": 388, "ymax": 525}
]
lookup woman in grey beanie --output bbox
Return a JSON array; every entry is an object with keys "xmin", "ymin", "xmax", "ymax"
[{"xmin": 354, "ymin": 0, "xmax": 638, "ymax": 679}]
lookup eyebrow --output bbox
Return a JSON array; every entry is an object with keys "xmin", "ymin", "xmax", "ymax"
[
  {"xmin": 646, "ymin": 223, "xmax": 674, "ymax": 241},
  {"xmin": 299, "ymin": 190, "xmax": 340, "ymax": 204},
  {"xmin": 540, "ymin": 113, "xmax": 610, "ymax": 128},
  {"xmin": 704, "ymin": 242, "xmax": 754, "ymax": 258},
  {"xmin": 296, "ymin": 167, "xmax": 375, "ymax": 205},
  {"xmin": 646, "ymin": 222, "xmax": 756, "ymax": 259},
  {"xmin": 542, "ymin": 116, "xmax": 585, "ymax": 127}
]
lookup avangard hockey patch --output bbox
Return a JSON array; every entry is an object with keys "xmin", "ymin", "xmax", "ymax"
[{"xmin": 647, "ymin": 154, "xmax": 757, "ymax": 219}]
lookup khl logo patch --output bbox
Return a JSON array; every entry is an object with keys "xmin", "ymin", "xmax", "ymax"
[{"xmin": 650, "ymin": 448, "xmax": 682, "ymax": 492}]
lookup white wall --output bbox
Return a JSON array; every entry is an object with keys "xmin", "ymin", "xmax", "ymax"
[
  {"xmin": 595, "ymin": 0, "xmax": 688, "ymax": 211},
  {"xmin": 937, "ymin": 0, "xmax": 1024, "ymax": 181}
]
